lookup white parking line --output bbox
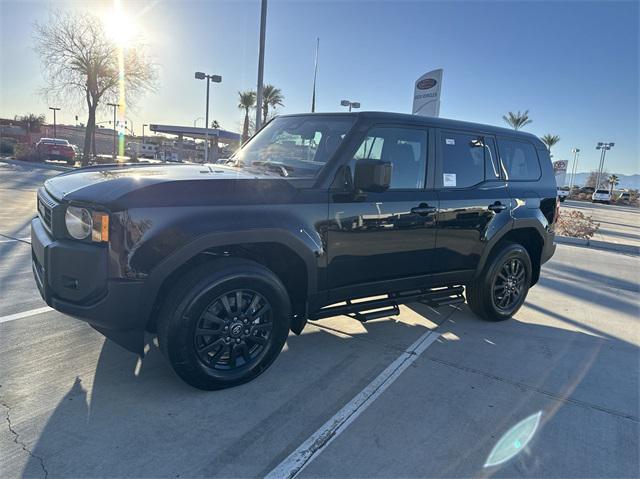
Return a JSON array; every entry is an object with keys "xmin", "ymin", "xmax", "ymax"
[
  {"xmin": 266, "ymin": 329, "xmax": 441, "ymax": 479},
  {"xmin": 0, "ymin": 237, "xmax": 30, "ymax": 243},
  {"xmin": 0, "ymin": 306, "xmax": 53, "ymax": 324}
]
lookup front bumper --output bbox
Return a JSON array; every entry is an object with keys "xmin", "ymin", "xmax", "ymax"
[{"xmin": 31, "ymin": 217, "xmax": 146, "ymax": 354}]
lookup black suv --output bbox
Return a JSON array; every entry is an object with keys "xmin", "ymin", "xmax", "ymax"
[{"xmin": 31, "ymin": 112, "xmax": 557, "ymax": 389}]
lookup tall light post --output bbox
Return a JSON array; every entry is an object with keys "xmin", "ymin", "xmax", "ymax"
[
  {"xmin": 569, "ymin": 148, "xmax": 580, "ymax": 189},
  {"xmin": 142, "ymin": 124, "xmax": 148, "ymax": 144},
  {"xmin": 49, "ymin": 107, "xmax": 60, "ymax": 138},
  {"xmin": 106, "ymin": 103, "xmax": 120, "ymax": 159},
  {"xmin": 595, "ymin": 142, "xmax": 614, "ymax": 189},
  {"xmin": 340, "ymin": 100, "xmax": 360, "ymax": 112},
  {"xmin": 255, "ymin": 0, "xmax": 268, "ymax": 131},
  {"xmin": 194, "ymin": 117, "xmax": 204, "ymax": 127},
  {"xmin": 195, "ymin": 71, "xmax": 222, "ymax": 163}
]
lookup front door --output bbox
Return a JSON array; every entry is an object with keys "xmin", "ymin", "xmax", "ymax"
[
  {"xmin": 433, "ymin": 129, "xmax": 511, "ymax": 274},
  {"xmin": 327, "ymin": 125, "xmax": 438, "ymax": 299}
]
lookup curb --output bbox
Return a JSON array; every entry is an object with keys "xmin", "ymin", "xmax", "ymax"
[
  {"xmin": 0, "ymin": 158, "xmax": 72, "ymax": 172},
  {"xmin": 555, "ymin": 235, "xmax": 640, "ymax": 256}
]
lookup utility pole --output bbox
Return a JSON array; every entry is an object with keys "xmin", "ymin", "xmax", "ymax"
[
  {"xmin": 142, "ymin": 124, "xmax": 148, "ymax": 145},
  {"xmin": 107, "ymin": 103, "xmax": 120, "ymax": 159},
  {"xmin": 255, "ymin": 0, "xmax": 268, "ymax": 131},
  {"xmin": 49, "ymin": 107, "xmax": 60, "ymax": 139},
  {"xmin": 311, "ymin": 37, "xmax": 319, "ymax": 112}
]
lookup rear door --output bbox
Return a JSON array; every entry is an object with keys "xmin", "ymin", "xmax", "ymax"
[{"xmin": 433, "ymin": 129, "xmax": 511, "ymax": 275}]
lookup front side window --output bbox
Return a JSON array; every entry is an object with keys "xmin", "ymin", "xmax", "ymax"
[
  {"xmin": 232, "ymin": 115, "xmax": 355, "ymax": 178},
  {"xmin": 498, "ymin": 138, "xmax": 541, "ymax": 181},
  {"xmin": 352, "ymin": 127, "xmax": 427, "ymax": 189}
]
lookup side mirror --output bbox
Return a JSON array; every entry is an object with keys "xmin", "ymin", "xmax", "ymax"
[{"xmin": 354, "ymin": 159, "xmax": 392, "ymax": 193}]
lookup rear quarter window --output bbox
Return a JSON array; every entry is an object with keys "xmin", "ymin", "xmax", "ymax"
[{"xmin": 497, "ymin": 138, "xmax": 541, "ymax": 181}]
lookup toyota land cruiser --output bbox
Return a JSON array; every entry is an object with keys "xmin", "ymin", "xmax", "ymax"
[{"xmin": 31, "ymin": 112, "xmax": 557, "ymax": 389}]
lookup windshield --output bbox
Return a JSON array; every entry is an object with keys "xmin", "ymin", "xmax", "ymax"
[
  {"xmin": 595, "ymin": 189, "xmax": 609, "ymax": 194},
  {"xmin": 230, "ymin": 115, "xmax": 355, "ymax": 178}
]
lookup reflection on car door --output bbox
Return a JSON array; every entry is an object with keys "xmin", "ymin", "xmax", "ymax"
[{"xmin": 327, "ymin": 125, "xmax": 439, "ymax": 300}]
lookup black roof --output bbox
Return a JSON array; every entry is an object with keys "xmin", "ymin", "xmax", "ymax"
[{"xmin": 280, "ymin": 111, "xmax": 543, "ymax": 146}]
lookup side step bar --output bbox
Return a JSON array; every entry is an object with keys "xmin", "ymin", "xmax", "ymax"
[{"xmin": 310, "ymin": 286, "xmax": 465, "ymax": 322}]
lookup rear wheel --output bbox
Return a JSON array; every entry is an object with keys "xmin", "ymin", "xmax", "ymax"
[
  {"xmin": 467, "ymin": 242, "xmax": 532, "ymax": 322},
  {"xmin": 157, "ymin": 258, "xmax": 291, "ymax": 390}
]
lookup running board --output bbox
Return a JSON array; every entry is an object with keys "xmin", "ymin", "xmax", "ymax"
[{"xmin": 310, "ymin": 286, "xmax": 465, "ymax": 322}]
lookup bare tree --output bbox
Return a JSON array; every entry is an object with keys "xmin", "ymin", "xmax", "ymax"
[
  {"xmin": 586, "ymin": 170, "xmax": 608, "ymax": 188},
  {"xmin": 33, "ymin": 10, "xmax": 157, "ymax": 165}
]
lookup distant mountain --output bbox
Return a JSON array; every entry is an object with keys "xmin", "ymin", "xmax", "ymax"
[{"xmin": 566, "ymin": 173, "xmax": 640, "ymax": 190}]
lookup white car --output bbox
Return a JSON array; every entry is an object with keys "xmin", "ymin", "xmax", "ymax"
[
  {"xmin": 592, "ymin": 189, "xmax": 611, "ymax": 204},
  {"xmin": 557, "ymin": 186, "xmax": 570, "ymax": 202}
]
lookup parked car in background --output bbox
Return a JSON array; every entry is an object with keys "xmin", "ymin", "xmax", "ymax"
[
  {"xmin": 618, "ymin": 192, "xmax": 631, "ymax": 203},
  {"xmin": 592, "ymin": 189, "xmax": 611, "ymax": 204},
  {"xmin": 557, "ymin": 186, "xmax": 570, "ymax": 202},
  {"xmin": 35, "ymin": 138, "xmax": 75, "ymax": 165}
]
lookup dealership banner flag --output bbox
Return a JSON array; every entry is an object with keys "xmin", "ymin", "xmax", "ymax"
[{"xmin": 412, "ymin": 69, "xmax": 443, "ymax": 117}]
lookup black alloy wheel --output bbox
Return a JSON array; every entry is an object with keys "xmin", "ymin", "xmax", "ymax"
[
  {"xmin": 194, "ymin": 289, "xmax": 273, "ymax": 371},
  {"xmin": 491, "ymin": 257, "xmax": 526, "ymax": 313}
]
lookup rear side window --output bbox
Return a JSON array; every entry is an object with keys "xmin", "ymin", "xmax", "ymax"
[
  {"xmin": 440, "ymin": 131, "xmax": 497, "ymax": 188},
  {"xmin": 498, "ymin": 139, "xmax": 541, "ymax": 181}
]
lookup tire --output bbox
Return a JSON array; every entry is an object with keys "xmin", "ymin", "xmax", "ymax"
[
  {"xmin": 466, "ymin": 242, "xmax": 532, "ymax": 322},
  {"xmin": 157, "ymin": 257, "xmax": 291, "ymax": 390}
]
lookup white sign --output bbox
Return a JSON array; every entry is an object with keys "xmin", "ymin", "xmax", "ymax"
[
  {"xmin": 412, "ymin": 68, "xmax": 443, "ymax": 117},
  {"xmin": 443, "ymin": 173, "xmax": 456, "ymax": 187}
]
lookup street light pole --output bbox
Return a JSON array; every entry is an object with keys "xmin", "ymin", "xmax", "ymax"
[
  {"xmin": 107, "ymin": 103, "xmax": 120, "ymax": 159},
  {"xmin": 49, "ymin": 107, "xmax": 60, "ymax": 138},
  {"xmin": 569, "ymin": 148, "xmax": 580, "ymax": 189},
  {"xmin": 255, "ymin": 0, "xmax": 268, "ymax": 131},
  {"xmin": 195, "ymin": 72, "xmax": 222, "ymax": 163},
  {"xmin": 595, "ymin": 142, "xmax": 614, "ymax": 190},
  {"xmin": 340, "ymin": 100, "xmax": 360, "ymax": 112},
  {"xmin": 142, "ymin": 124, "xmax": 148, "ymax": 145},
  {"xmin": 194, "ymin": 117, "xmax": 204, "ymax": 127}
]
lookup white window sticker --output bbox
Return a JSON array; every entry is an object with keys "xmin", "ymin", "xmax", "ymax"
[
  {"xmin": 443, "ymin": 173, "xmax": 457, "ymax": 187},
  {"xmin": 445, "ymin": 138, "xmax": 455, "ymax": 145}
]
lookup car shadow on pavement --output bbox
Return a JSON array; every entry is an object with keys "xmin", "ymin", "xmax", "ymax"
[{"xmin": 21, "ymin": 301, "xmax": 640, "ymax": 478}]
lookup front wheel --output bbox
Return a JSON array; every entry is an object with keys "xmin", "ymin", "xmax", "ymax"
[
  {"xmin": 157, "ymin": 258, "xmax": 291, "ymax": 390},
  {"xmin": 466, "ymin": 242, "xmax": 532, "ymax": 322}
]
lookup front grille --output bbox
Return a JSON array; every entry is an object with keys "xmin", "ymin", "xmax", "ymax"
[{"xmin": 37, "ymin": 189, "xmax": 57, "ymax": 233}]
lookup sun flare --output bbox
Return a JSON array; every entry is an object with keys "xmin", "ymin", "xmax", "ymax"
[{"xmin": 104, "ymin": 1, "xmax": 137, "ymax": 48}]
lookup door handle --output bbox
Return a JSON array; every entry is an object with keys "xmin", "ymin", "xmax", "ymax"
[
  {"xmin": 488, "ymin": 202, "xmax": 507, "ymax": 212},
  {"xmin": 411, "ymin": 204, "xmax": 437, "ymax": 215}
]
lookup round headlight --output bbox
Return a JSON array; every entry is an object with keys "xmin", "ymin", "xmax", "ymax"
[{"xmin": 65, "ymin": 206, "xmax": 92, "ymax": 239}]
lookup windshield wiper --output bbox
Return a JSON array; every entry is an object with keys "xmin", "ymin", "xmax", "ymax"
[{"xmin": 250, "ymin": 161, "xmax": 293, "ymax": 177}]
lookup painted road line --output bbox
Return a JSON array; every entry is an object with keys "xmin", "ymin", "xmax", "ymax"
[
  {"xmin": 265, "ymin": 329, "xmax": 441, "ymax": 479},
  {"xmin": 0, "ymin": 237, "xmax": 31, "ymax": 244},
  {"xmin": 0, "ymin": 306, "xmax": 54, "ymax": 324}
]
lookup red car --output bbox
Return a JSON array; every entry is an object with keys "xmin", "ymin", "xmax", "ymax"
[{"xmin": 35, "ymin": 138, "xmax": 75, "ymax": 164}]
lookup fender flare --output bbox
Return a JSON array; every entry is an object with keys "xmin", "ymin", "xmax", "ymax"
[
  {"xmin": 474, "ymin": 218, "xmax": 547, "ymax": 279},
  {"xmin": 138, "ymin": 228, "xmax": 320, "ymax": 324}
]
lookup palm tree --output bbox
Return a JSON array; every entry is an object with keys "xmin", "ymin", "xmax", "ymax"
[
  {"xmin": 502, "ymin": 110, "xmax": 532, "ymax": 130},
  {"xmin": 541, "ymin": 134, "xmax": 561, "ymax": 156},
  {"xmin": 608, "ymin": 174, "xmax": 619, "ymax": 195},
  {"xmin": 262, "ymin": 84, "xmax": 284, "ymax": 124},
  {"xmin": 238, "ymin": 90, "xmax": 256, "ymax": 144}
]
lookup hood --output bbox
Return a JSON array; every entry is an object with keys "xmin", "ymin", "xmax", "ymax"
[{"xmin": 44, "ymin": 162, "xmax": 295, "ymax": 208}]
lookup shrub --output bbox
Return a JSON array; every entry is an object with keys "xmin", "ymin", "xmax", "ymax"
[
  {"xmin": 14, "ymin": 143, "xmax": 38, "ymax": 161},
  {"xmin": 0, "ymin": 139, "xmax": 16, "ymax": 155},
  {"xmin": 556, "ymin": 210, "xmax": 600, "ymax": 239}
]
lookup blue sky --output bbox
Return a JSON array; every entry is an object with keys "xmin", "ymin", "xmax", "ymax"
[{"xmin": 1, "ymin": 0, "xmax": 638, "ymax": 174}]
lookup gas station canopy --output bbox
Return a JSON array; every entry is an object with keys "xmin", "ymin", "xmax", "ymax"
[{"xmin": 149, "ymin": 124, "xmax": 241, "ymax": 144}]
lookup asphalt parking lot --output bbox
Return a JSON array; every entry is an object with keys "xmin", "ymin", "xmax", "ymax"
[{"xmin": 1, "ymin": 160, "xmax": 639, "ymax": 478}]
